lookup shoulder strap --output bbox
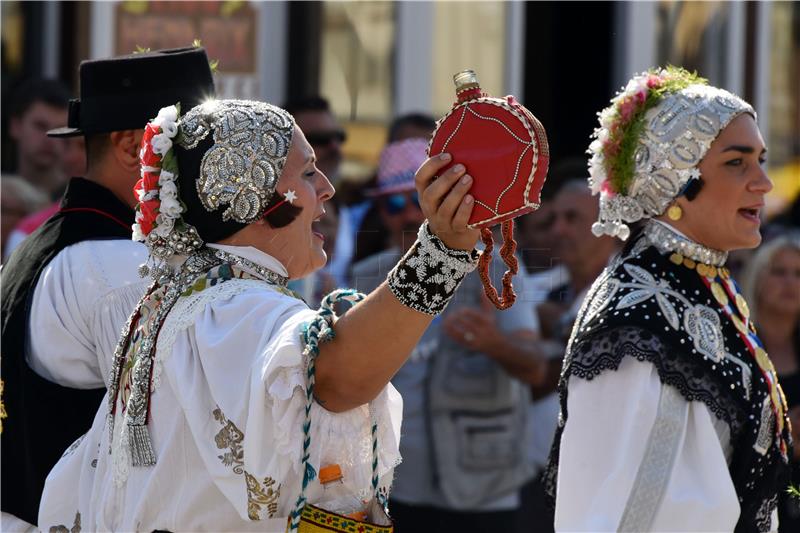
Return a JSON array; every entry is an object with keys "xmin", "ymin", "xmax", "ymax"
[{"xmin": 289, "ymin": 289, "xmax": 385, "ymax": 531}]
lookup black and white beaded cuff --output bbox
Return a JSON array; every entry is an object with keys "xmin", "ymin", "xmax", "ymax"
[{"xmin": 387, "ymin": 221, "xmax": 479, "ymax": 315}]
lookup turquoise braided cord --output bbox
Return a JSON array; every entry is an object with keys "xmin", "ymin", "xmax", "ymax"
[{"xmin": 289, "ymin": 289, "xmax": 366, "ymax": 531}]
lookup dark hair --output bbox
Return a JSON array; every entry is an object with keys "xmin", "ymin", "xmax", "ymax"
[
  {"xmin": 388, "ymin": 113, "xmax": 436, "ymax": 142},
  {"xmin": 262, "ymin": 193, "xmax": 303, "ymax": 229},
  {"xmin": 9, "ymin": 78, "xmax": 70, "ymax": 119},
  {"xmin": 85, "ymin": 134, "xmax": 111, "ymax": 167},
  {"xmin": 282, "ymin": 96, "xmax": 331, "ymax": 116},
  {"xmin": 683, "ymin": 178, "xmax": 704, "ymax": 201},
  {"xmin": 542, "ymin": 156, "xmax": 589, "ymax": 201}
]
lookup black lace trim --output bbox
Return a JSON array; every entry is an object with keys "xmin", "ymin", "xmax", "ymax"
[
  {"xmin": 568, "ymin": 326, "xmax": 746, "ymax": 437},
  {"xmin": 544, "ymin": 235, "xmax": 790, "ymax": 533}
]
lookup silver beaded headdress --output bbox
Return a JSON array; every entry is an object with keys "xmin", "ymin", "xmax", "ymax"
[
  {"xmin": 133, "ymin": 99, "xmax": 294, "ymax": 277},
  {"xmin": 179, "ymin": 99, "xmax": 294, "ymax": 222},
  {"xmin": 587, "ymin": 67, "xmax": 754, "ymax": 240}
]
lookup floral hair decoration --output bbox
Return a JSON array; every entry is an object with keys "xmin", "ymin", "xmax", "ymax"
[
  {"xmin": 587, "ymin": 66, "xmax": 754, "ymax": 240},
  {"xmin": 133, "ymin": 104, "xmax": 203, "ymax": 278}
]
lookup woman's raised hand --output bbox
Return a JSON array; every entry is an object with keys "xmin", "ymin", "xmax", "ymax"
[{"xmin": 415, "ymin": 153, "xmax": 481, "ymax": 251}]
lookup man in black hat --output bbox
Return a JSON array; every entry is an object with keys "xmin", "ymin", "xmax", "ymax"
[{"xmin": 0, "ymin": 47, "xmax": 215, "ymax": 528}]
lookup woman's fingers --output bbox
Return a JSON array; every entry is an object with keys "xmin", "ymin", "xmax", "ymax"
[
  {"xmin": 451, "ymin": 192, "xmax": 474, "ymax": 231},
  {"xmin": 420, "ymin": 163, "xmax": 467, "ymax": 217},
  {"xmin": 415, "ymin": 153, "xmax": 452, "ymax": 196},
  {"xmin": 414, "ymin": 154, "xmax": 480, "ymax": 250},
  {"xmin": 437, "ymin": 174, "xmax": 473, "ymax": 228}
]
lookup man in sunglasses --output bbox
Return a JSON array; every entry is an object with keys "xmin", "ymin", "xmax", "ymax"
[
  {"xmin": 283, "ymin": 96, "xmax": 346, "ymax": 184},
  {"xmin": 352, "ymin": 138, "xmax": 427, "ymax": 285}
]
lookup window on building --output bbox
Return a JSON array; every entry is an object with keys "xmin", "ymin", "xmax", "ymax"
[
  {"xmin": 655, "ymin": 1, "xmax": 733, "ymax": 87},
  {"xmin": 767, "ymin": 1, "xmax": 800, "ymax": 207},
  {"xmin": 430, "ymin": 1, "xmax": 507, "ymax": 116},
  {"xmin": 318, "ymin": 1, "xmax": 396, "ymax": 181}
]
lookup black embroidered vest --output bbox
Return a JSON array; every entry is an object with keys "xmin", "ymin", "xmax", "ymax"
[
  {"xmin": 1, "ymin": 178, "xmax": 134, "ymax": 523},
  {"xmin": 545, "ymin": 234, "xmax": 792, "ymax": 533}
]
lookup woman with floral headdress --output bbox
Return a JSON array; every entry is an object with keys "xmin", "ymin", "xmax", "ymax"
[
  {"xmin": 38, "ymin": 100, "xmax": 481, "ymax": 531},
  {"xmin": 544, "ymin": 67, "xmax": 792, "ymax": 532}
]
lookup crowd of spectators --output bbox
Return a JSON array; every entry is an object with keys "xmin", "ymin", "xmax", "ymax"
[{"xmin": 2, "ymin": 79, "xmax": 799, "ymax": 531}]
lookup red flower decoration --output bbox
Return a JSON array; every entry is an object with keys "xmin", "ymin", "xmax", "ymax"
[
  {"xmin": 139, "ymin": 198, "xmax": 159, "ymax": 232},
  {"xmin": 139, "ymin": 124, "xmax": 162, "ymax": 168},
  {"xmin": 141, "ymin": 171, "xmax": 159, "ymax": 191}
]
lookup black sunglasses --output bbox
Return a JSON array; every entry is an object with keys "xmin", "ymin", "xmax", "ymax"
[{"xmin": 305, "ymin": 129, "xmax": 347, "ymax": 146}]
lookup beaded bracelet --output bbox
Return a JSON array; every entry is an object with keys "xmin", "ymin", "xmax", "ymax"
[{"xmin": 387, "ymin": 221, "xmax": 479, "ymax": 315}]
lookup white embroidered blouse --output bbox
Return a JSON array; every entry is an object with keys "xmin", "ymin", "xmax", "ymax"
[{"xmin": 38, "ymin": 245, "xmax": 403, "ymax": 532}]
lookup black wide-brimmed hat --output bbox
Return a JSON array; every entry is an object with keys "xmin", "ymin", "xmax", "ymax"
[{"xmin": 48, "ymin": 47, "xmax": 215, "ymax": 138}]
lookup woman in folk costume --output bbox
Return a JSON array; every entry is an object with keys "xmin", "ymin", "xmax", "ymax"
[
  {"xmin": 545, "ymin": 67, "xmax": 792, "ymax": 532},
  {"xmin": 38, "ymin": 100, "xmax": 482, "ymax": 532}
]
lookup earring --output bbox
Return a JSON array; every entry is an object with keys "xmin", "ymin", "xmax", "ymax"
[{"xmin": 667, "ymin": 204, "xmax": 683, "ymax": 221}]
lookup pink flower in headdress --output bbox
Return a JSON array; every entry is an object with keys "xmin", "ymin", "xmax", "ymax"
[
  {"xmin": 647, "ymin": 74, "xmax": 663, "ymax": 89},
  {"xmin": 619, "ymin": 96, "xmax": 640, "ymax": 122},
  {"xmin": 604, "ymin": 139, "xmax": 621, "ymax": 158},
  {"xmin": 601, "ymin": 179, "xmax": 615, "ymax": 196}
]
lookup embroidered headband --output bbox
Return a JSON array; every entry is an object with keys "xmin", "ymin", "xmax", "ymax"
[
  {"xmin": 588, "ymin": 66, "xmax": 754, "ymax": 240},
  {"xmin": 132, "ymin": 99, "xmax": 295, "ymax": 277}
]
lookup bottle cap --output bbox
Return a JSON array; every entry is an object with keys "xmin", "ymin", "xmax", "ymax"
[
  {"xmin": 453, "ymin": 69, "xmax": 482, "ymax": 103},
  {"xmin": 453, "ymin": 69, "xmax": 479, "ymax": 90},
  {"xmin": 319, "ymin": 464, "xmax": 343, "ymax": 484}
]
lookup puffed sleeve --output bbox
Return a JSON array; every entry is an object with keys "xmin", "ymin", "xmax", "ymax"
[
  {"xmin": 28, "ymin": 240, "xmax": 149, "ymax": 388},
  {"xmin": 555, "ymin": 356, "xmax": 740, "ymax": 532},
  {"xmin": 161, "ymin": 283, "xmax": 402, "ymax": 521}
]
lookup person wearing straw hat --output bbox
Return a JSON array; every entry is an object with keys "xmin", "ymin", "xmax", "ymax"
[
  {"xmin": 1, "ymin": 47, "xmax": 215, "ymax": 530},
  {"xmin": 38, "ymin": 99, "xmax": 482, "ymax": 531}
]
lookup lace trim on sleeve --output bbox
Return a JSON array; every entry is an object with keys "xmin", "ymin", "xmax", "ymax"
[
  {"xmin": 268, "ymin": 367, "xmax": 402, "ymax": 493},
  {"xmin": 568, "ymin": 326, "xmax": 746, "ymax": 437}
]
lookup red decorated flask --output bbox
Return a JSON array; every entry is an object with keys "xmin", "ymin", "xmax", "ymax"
[{"xmin": 428, "ymin": 70, "xmax": 550, "ymax": 309}]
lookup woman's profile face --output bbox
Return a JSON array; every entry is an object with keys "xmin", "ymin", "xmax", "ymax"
[
  {"xmin": 675, "ymin": 114, "xmax": 773, "ymax": 252},
  {"xmin": 757, "ymin": 246, "xmax": 800, "ymax": 318},
  {"xmin": 254, "ymin": 125, "xmax": 335, "ymax": 279}
]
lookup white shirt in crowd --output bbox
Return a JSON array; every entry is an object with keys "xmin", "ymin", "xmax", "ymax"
[
  {"xmin": 37, "ymin": 244, "xmax": 402, "ymax": 532},
  {"xmin": 27, "ymin": 239, "xmax": 150, "ymax": 388}
]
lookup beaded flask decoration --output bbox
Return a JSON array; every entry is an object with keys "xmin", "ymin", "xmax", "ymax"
[{"xmin": 428, "ymin": 70, "xmax": 549, "ymax": 309}]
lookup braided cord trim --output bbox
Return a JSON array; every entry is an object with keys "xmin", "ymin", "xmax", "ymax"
[
  {"xmin": 477, "ymin": 220, "xmax": 518, "ymax": 310},
  {"xmin": 289, "ymin": 288, "xmax": 386, "ymax": 531},
  {"xmin": 387, "ymin": 221, "xmax": 479, "ymax": 315}
]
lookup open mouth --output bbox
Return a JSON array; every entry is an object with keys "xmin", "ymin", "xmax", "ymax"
[
  {"xmin": 738, "ymin": 206, "xmax": 761, "ymax": 223},
  {"xmin": 312, "ymin": 213, "xmax": 325, "ymax": 241}
]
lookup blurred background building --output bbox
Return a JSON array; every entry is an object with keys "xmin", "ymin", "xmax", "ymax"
[{"xmin": 2, "ymin": 0, "xmax": 798, "ymax": 212}]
